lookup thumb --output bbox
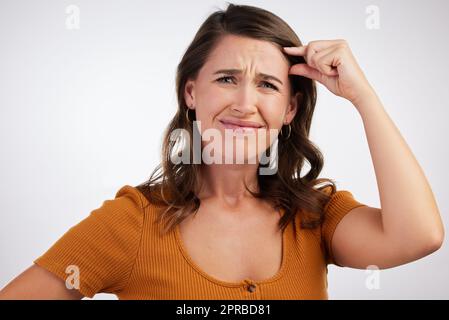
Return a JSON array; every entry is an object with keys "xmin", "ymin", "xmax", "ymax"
[{"xmin": 289, "ymin": 64, "xmax": 322, "ymax": 82}]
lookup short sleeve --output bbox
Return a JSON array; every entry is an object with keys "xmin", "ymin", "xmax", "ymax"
[
  {"xmin": 320, "ymin": 187, "xmax": 367, "ymax": 267},
  {"xmin": 33, "ymin": 185, "xmax": 144, "ymax": 298}
]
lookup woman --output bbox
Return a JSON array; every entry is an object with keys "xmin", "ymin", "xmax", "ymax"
[{"xmin": 0, "ymin": 3, "xmax": 444, "ymax": 300}]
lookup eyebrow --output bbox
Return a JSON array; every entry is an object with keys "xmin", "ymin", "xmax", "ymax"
[{"xmin": 213, "ymin": 69, "xmax": 283, "ymax": 86}]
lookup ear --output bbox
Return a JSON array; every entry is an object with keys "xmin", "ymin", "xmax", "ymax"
[
  {"xmin": 285, "ymin": 91, "xmax": 302, "ymax": 124},
  {"xmin": 184, "ymin": 79, "xmax": 196, "ymax": 110}
]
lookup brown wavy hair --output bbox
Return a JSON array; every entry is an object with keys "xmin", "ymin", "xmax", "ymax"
[{"xmin": 136, "ymin": 2, "xmax": 337, "ymax": 236}]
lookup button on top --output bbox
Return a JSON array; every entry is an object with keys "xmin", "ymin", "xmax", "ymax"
[{"xmin": 247, "ymin": 284, "xmax": 257, "ymax": 292}]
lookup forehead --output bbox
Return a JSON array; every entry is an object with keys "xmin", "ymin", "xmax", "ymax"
[{"xmin": 201, "ymin": 34, "xmax": 290, "ymax": 75}]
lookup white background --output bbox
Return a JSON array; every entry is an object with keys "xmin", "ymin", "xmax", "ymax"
[{"xmin": 1, "ymin": 0, "xmax": 448, "ymax": 299}]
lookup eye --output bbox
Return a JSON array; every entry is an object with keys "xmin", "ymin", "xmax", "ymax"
[
  {"xmin": 215, "ymin": 76, "xmax": 279, "ymax": 91},
  {"xmin": 261, "ymin": 81, "xmax": 278, "ymax": 91},
  {"xmin": 216, "ymin": 76, "xmax": 235, "ymax": 84}
]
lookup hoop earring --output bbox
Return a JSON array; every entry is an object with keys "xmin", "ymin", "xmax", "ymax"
[
  {"xmin": 280, "ymin": 124, "xmax": 291, "ymax": 139},
  {"xmin": 186, "ymin": 108, "xmax": 192, "ymax": 122}
]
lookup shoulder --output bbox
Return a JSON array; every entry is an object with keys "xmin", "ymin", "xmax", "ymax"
[
  {"xmin": 315, "ymin": 184, "xmax": 365, "ymax": 239},
  {"xmin": 96, "ymin": 185, "xmax": 147, "ymax": 217},
  {"xmin": 320, "ymin": 186, "xmax": 362, "ymax": 216},
  {"xmin": 114, "ymin": 185, "xmax": 146, "ymax": 209},
  {"xmin": 33, "ymin": 184, "xmax": 150, "ymax": 297},
  {"xmin": 78, "ymin": 184, "xmax": 149, "ymax": 236}
]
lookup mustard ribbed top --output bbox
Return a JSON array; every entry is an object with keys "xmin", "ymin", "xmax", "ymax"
[{"xmin": 33, "ymin": 185, "xmax": 366, "ymax": 299}]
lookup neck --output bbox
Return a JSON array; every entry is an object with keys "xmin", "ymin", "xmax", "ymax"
[{"xmin": 195, "ymin": 163, "xmax": 260, "ymax": 207}]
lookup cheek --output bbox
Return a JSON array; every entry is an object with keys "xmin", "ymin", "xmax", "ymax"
[
  {"xmin": 259, "ymin": 105, "xmax": 286, "ymax": 129},
  {"xmin": 193, "ymin": 103, "xmax": 222, "ymax": 135},
  {"xmin": 193, "ymin": 87, "xmax": 219, "ymax": 118}
]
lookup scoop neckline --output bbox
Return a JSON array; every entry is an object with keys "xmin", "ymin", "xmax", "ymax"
[{"xmin": 174, "ymin": 207, "xmax": 290, "ymax": 288}]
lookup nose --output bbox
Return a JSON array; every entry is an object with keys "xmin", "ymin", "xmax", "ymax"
[{"xmin": 230, "ymin": 82, "xmax": 258, "ymax": 115}]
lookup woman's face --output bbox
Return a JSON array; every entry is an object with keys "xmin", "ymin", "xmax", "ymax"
[{"xmin": 184, "ymin": 34, "xmax": 298, "ymax": 164}]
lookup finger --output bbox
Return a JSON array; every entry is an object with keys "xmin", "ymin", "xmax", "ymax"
[
  {"xmin": 284, "ymin": 39, "xmax": 346, "ymax": 63},
  {"xmin": 289, "ymin": 63, "xmax": 323, "ymax": 82},
  {"xmin": 306, "ymin": 39, "xmax": 347, "ymax": 53},
  {"xmin": 306, "ymin": 41, "xmax": 346, "ymax": 70},
  {"xmin": 283, "ymin": 45, "xmax": 318, "ymax": 68},
  {"xmin": 310, "ymin": 46, "xmax": 340, "ymax": 76},
  {"xmin": 305, "ymin": 46, "xmax": 318, "ymax": 69},
  {"xmin": 283, "ymin": 46, "xmax": 307, "ymax": 56}
]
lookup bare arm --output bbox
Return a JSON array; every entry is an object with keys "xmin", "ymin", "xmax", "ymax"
[
  {"xmin": 284, "ymin": 41, "xmax": 444, "ymax": 269},
  {"xmin": 0, "ymin": 264, "xmax": 84, "ymax": 300}
]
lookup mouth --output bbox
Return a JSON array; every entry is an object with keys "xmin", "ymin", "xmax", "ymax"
[
  {"xmin": 219, "ymin": 120, "xmax": 265, "ymax": 133},
  {"xmin": 218, "ymin": 117, "xmax": 265, "ymax": 130}
]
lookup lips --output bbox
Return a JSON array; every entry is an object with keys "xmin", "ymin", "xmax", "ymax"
[
  {"xmin": 219, "ymin": 121, "xmax": 264, "ymax": 136},
  {"xmin": 220, "ymin": 121, "xmax": 254, "ymax": 130},
  {"xmin": 219, "ymin": 118, "xmax": 264, "ymax": 129}
]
